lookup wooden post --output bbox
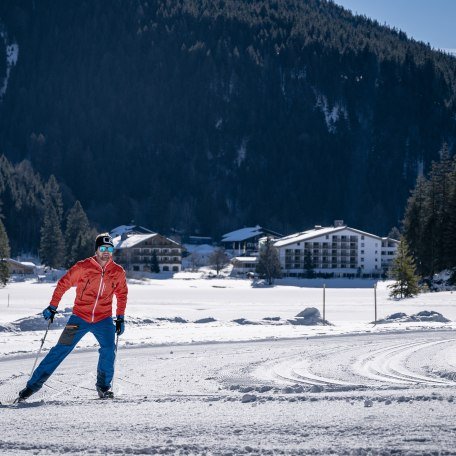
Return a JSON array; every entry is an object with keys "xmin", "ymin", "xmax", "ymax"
[
  {"xmin": 374, "ymin": 283, "xmax": 377, "ymax": 324},
  {"xmin": 323, "ymin": 283, "xmax": 326, "ymax": 324},
  {"xmin": 7, "ymin": 293, "xmax": 10, "ymax": 307}
]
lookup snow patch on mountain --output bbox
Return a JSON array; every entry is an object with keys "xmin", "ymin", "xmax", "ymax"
[
  {"xmin": 0, "ymin": 26, "xmax": 19, "ymax": 98},
  {"xmin": 314, "ymin": 92, "xmax": 348, "ymax": 133},
  {"xmin": 236, "ymin": 138, "xmax": 247, "ymax": 166}
]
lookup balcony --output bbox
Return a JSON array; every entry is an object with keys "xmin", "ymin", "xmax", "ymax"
[{"xmin": 131, "ymin": 257, "xmax": 180, "ymax": 264}]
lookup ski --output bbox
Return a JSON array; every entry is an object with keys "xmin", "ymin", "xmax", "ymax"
[{"xmin": 0, "ymin": 397, "xmax": 43, "ymax": 408}]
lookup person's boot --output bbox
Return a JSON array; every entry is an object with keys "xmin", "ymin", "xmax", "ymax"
[
  {"xmin": 16, "ymin": 386, "xmax": 34, "ymax": 402},
  {"xmin": 96, "ymin": 385, "xmax": 114, "ymax": 399}
]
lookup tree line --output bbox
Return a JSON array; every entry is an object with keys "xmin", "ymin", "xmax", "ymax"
[
  {"xmin": 0, "ymin": 155, "xmax": 96, "ymax": 275},
  {"xmin": 403, "ymin": 143, "xmax": 456, "ymax": 278}
]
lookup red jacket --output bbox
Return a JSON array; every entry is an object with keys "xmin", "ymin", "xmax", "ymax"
[{"xmin": 50, "ymin": 257, "xmax": 128, "ymax": 323}]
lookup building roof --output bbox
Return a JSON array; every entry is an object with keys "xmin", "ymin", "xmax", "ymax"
[
  {"xmin": 110, "ymin": 225, "xmax": 154, "ymax": 238},
  {"xmin": 232, "ymin": 256, "xmax": 258, "ymax": 263},
  {"xmin": 113, "ymin": 233, "xmax": 158, "ymax": 249},
  {"xmin": 222, "ymin": 225, "xmax": 266, "ymax": 242},
  {"xmin": 113, "ymin": 233, "xmax": 182, "ymax": 249},
  {"xmin": 5, "ymin": 258, "xmax": 35, "ymax": 269},
  {"xmin": 274, "ymin": 225, "xmax": 382, "ymax": 248},
  {"xmin": 381, "ymin": 237, "xmax": 400, "ymax": 243}
]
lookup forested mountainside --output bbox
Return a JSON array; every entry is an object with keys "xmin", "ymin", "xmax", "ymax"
[{"xmin": 1, "ymin": 0, "xmax": 456, "ymax": 254}]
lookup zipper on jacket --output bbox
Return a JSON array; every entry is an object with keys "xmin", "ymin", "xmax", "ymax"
[{"xmin": 91, "ymin": 269, "xmax": 105, "ymax": 322}]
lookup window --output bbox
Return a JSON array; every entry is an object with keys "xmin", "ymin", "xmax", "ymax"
[
  {"xmin": 361, "ymin": 236, "xmax": 364, "ymax": 240},
  {"xmin": 361, "ymin": 250, "xmax": 364, "ymax": 254},
  {"xmin": 133, "ymin": 266, "xmax": 139, "ymax": 271},
  {"xmin": 163, "ymin": 266, "xmax": 169, "ymax": 271},
  {"xmin": 297, "ymin": 242, "xmax": 300, "ymax": 246},
  {"xmin": 172, "ymin": 266, "xmax": 179, "ymax": 272},
  {"xmin": 361, "ymin": 258, "xmax": 364, "ymax": 262},
  {"xmin": 361, "ymin": 243, "xmax": 365, "ymax": 247}
]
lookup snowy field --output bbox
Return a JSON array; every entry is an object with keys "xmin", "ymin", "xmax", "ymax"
[{"xmin": 1, "ymin": 276, "xmax": 456, "ymax": 454}]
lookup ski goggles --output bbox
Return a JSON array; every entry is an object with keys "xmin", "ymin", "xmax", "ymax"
[{"xmin": 99, "ymin": 245, "xmax": 114, "ymax": 253}]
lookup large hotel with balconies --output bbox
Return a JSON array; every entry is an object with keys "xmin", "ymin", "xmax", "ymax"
[{"xmin": 273, "ymin": 220, "xmax": 398, "ymax": 278}]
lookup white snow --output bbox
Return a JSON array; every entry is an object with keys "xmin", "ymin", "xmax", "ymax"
[
  {"xmin": 314, "ymin": 92, "xmax": 348, "ymax": 133},
  {"xmin": 222, "ymin": 225, "xmax": 264, "ymax": 242},
  {"xmin": 109, "ymin": 225, "xmax": 154, "ymax": 238},
  {"xmin": 1, "ymin": 277, "xmax": 456, "ymax": 453},
  {"xmin": 0, "ymin": 27, "xmax": 18, "ymax": 98},
  {"xmin": 113, "ymin": 233, "xmax": 158, "ymax": 249},
  {"xmin": 236, "ymin": 138, "xmax": 247, "ymax": 167}
]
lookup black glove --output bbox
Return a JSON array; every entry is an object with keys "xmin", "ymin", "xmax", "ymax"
[
  {"xmin": 115, "ymin": 315, "xmax": 125, "ymax": 335},
  {"xmin": 43, "ymin": 305, "xmax": 58, "ymax": 323}
]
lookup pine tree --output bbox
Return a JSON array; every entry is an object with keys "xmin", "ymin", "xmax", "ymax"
[
  {"xmin": 304, "ymin": 249, "xmax": 315, "ymax": 278},
  {"xmin": 256, "ymin": 237, "xmax": 282, "ymax": 285},
  {"xmin": 388, "ymin": 237, "xmax": 420, "ymax": 299},
  {"xmin": 40, "ymin": 201, "xmax": 66, "ymax": 268},
  {"xmin": 0, "ymin": 219, "xmax": 11, "ymax": 286},
  {"xmin": 64, "ymin": 201, "xmax": 95, "ymax": 267},
  {"xmin": 45, "ymin": 175, "xmax": 64, "ymax": 224},
  {"xmin": 427, "ymin": 143, "xmax": 453, "ymax": 272},
  {"xmin": 150, "ymin": 250, "xmax": 160, "ymax": 273},
  {"xmin": 403, "ymin": 175, "xmax": 429, "ymax": 275}
]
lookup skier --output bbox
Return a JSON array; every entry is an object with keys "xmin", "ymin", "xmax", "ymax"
[{"xmin": 17, "ymin": 233, "xmax": 128, "ymax": 401}]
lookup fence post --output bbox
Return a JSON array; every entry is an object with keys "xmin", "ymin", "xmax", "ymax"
[
  {"xmin": 323, "ymin": 283, "xmax": 326, "ymax": 324},
  {"xmin": 374, "ymin": 283, "xmax": 377, "ymax": 324}
]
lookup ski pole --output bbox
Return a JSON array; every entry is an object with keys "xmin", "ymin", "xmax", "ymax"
[
  {"xmin": 29, "ymin": 319, "xmax": 52, "ymax": 380},
  {"xmin": 111, "ymin": 333, "xmax": 120, "ymax": 391}
]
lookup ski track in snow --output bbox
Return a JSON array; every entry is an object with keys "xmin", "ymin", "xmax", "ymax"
[{"xmin": 2, "ymin": 331, "xmax": 456, "ymax": 454}]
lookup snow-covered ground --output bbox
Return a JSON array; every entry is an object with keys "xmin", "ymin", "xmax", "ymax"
[{"xmin": 1, "ymin": 277, "xmax": 456, "ymax": 454}]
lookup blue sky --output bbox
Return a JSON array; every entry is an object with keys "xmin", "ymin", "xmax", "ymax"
[{"xmin": 332, "ymin": 0, "xmax": 456, "ymax": 53}]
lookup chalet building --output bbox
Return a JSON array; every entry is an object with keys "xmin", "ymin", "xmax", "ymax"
[
  {"xmin": 221, "ymin": 225, "xmax": 283, "ymax": 256},
  {"xmin": 231, "ymin": 256, "xmax": 258, "ymax": 276},
  {"xmin": 273, "ymin": 220, "xmax": 399, "ymax": 278},
  {"xmin": 113, "ymin": 233, "xmax": 183, "ymax": 274},
  {"xmin": 4, "ymin": 259, "xmax": 36, "ymax": 275}
]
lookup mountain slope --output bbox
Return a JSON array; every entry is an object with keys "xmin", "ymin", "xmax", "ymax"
[{"xmin": 0, "ymin": 0, "xmax": 455, "ymax": 239}]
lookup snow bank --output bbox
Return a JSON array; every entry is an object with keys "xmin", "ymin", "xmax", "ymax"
[
  {"xmin": 0, "ymin": 308, "xmax": 73, "ymax": 332},
  {"xmin": 288, "ymin": 307, "xmax": 331, "ymax": 326},
  {"xmin": 375, "ymin": 310, "xmax": 450, "ymax": 324}
]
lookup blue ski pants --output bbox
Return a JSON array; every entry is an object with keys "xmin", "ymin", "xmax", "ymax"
[{"xmin": 27, "ymin": 314, "xmax": 116, "ymax": 393}]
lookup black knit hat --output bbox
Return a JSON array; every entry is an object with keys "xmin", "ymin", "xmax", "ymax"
[{"xmin": 95, "ymin": 233, "xmax": 114, "ymax": 250}]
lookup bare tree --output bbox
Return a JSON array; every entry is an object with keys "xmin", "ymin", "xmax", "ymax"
[
  {"xmin": 256, "ymin": 237, "xmax": 282, "ymax": 285},
  {"xmin": 189, "ymin": 252, "xmax": 203, "ymax": 271},
  {"xmin": 208, "ymin": 248, "xmax": 229, "ymax": 276}
]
